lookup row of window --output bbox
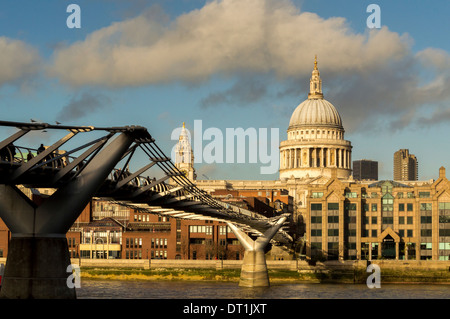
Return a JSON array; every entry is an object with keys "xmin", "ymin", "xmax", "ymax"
[
  {"xmin": 312, "ymin": 215, "xmax": 420, "ymax": 225},
  {"xmin": 311, "ymin": 202, "xmax": 450, "ymax": 213},
  {"xmin": 189, "ymin": 238, "xmax": 240, "ymax": 246},
  {"xmin": 312, "ymin": 213, "xmax": 450, "ymax": 225},
  {"xmin": 133, "ymin": 215, "xmax": 169, "ymax": 222},
  {"xmin": 189, "ymin": 225, "xmax": 233, "ymax": 235},
  {"xmin": 125, "ymin": 237, "xmax": 142, "ymax": 248},
  {"xmin": 124, "ymin": 250, "xmax": 168, "ymax": 259},
  {"xmin": 311, "ymin": 229, "xmax": 415, "ymax": 238},
  {"xmin": 151, "ymin": 238, "xmax": 168, "ymax": 249},
  {"xmin": 313, "ymin": 228, "xmax": 450, "ymax": 238},
  {"xmin": 189, "ymin": 225, "xmax": 213, "ymax": 234},
  {"xmin": 311, "ymin": 241, "xmax": 450, "ymax": 260},
  {"xmin": 124, "ymin": 237, "xmax": 169, "ymax": 249},
  {"xmin": 289, "ymin": 129, "xmax": 342, "ymax": 138},
  {"xmin": 311, "ymin": 191, "xmax": 432, "ymax": 199}
]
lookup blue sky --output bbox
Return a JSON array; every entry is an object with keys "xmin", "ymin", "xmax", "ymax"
[{"xmin": 0, "ymin": 0, "xmax": 449, "ymax": 181}]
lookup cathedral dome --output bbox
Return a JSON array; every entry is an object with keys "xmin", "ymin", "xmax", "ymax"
[
  {"xmin": 279, "ymin": 56, "xmax": 352, "ymax": 181},
  {"xmin": 288, "ymin": 98, "xmax": 343, "ymax": 130},
  {"xmin": 288, "ymin": 55, "xmax": 343, "ymax": 131}
]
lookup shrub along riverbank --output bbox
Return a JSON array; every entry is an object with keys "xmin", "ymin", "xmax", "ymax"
[{"xmin": 78, "ymin": 267, "xmax": 450, "ymax": 284}]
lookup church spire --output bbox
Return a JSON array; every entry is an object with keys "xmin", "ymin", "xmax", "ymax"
[
  {"xmin": 174, "ymin": 122, "xmax": 196, "ymax": 181},
  {"xmin": 308, "ymin": 55, "xmax": 323, "ymax": 99}
]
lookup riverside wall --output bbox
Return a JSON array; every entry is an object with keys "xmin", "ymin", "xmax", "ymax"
[
  {"xmin": 1, "ymin": 257, "xmax": 448, "ymax": 273},
  {"xmin": 63, "ymin": 258, "xmax": 450, "ymax": 272}
]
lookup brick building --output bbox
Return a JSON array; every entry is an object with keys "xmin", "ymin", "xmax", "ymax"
[
  {"xmin": 65, "ymin": 198, "xmax": 243, "ymax": 260},
  {"xmin": 0, "ymin": 187, "xmax": 290, "ymax": 261}
]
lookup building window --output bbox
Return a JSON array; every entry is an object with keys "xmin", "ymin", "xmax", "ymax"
[
  {"xmin": 419, "ymin": 192, "xmax": 430, "ymax": 198},
  {"xmin": 420, "ymin": 216, "xmax": 432, "ymax": 224},
  {"xmin": 407, "ymin": 203, "xmax": 413, "ymax": 212},
  {"xmin": 399, "ymin": 216, "xmax": 405, "ymax": 224},
  {"xmin": 407, "ymin": 216, "xmax": 413, "ymax": 224},
  {"xmin": 328, "ymin": 203, "xmax": 339, "ymax": 210},
  {"xmin": 311, "ymin": 229, "xmax": 322, "ymax": 236},
  {"xmin": 312, "ymin": 192, "xmax": 323, "ymax": 198},
  {"xmin": 439, "ymin": 229, "xmax": 450, "ymax": 236},
  {"xmin": 311, "ymin": 216, "xmax": 322, "ymax": 223},
  {"xmin": 420, "ymin": 203, "xmax": 432, "ymax": 211},
  {"xmin": 371, "ymin": 204, "xmax": 377, "ymax": 212},
  {"xmin": 328, "ymin": 229, "xmax": 339, "ymax": 236},
  {"xmin": 345, "ymin": 192, "xmax": 357, "ymax": 198},
  {"xmin": 399, "ymin": 203, "xmax": 405, "ymax": 211},
  {"xmin": 372, "ymin": 216, "xmax": 377, "ymax": 224},
  {"xmin": 382, "ymin": 184, "xmax": 392, "ymax": 194},
  {"xmin": 421, "ymin": 229, "xmax": 432, "ymax": 236},
  {"xmin": 219, "ymin": 225, "xmax": 229, "ymax": 235},
  {"xmin": 311, "ymin": 203, "xmax": 322, "ymax": 211},
  {"xmin": 328, "ymin": 216, "xmax": 339, "ymax": 223}
]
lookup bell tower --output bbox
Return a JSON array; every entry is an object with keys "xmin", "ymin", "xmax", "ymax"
[{"xmin": 174, "ymin": 122, "xmax": 196, "ymax": 181}]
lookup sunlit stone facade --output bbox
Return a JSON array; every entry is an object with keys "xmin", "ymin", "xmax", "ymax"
[{"xmin": 305, "ymin": 167, "xmax": 450, "ymax": 261}]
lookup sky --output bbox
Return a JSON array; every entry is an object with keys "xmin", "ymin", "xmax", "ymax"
[{"xmin": 0, "ymin": 0, "xmax": 449, "ymax": 182}]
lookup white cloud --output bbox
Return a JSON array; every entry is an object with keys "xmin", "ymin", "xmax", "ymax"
[
  {"xmin": 0, "ymin": 37, "xmax": 41, "ymax": 87},
  {"xmin": 45, "ymin": 0, "xmax": 450, "ymax": 134},
  {"xmin": 48, "ymin": 0, "xmax": 410, "ymax": 87}
]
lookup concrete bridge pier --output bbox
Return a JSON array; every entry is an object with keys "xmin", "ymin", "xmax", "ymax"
[
  {"xmin": 227, "ymin": 216, "xmax": 287, "ymax": 288},
  {"xmin": 0, "ymin": 132, "xmax": 135, "ymax": 299},
  {"xmin": 1, "ymin": 233, "xmax": 75, "ymax": 299}
]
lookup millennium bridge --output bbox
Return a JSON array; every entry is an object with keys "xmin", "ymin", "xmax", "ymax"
[{"xmin": 0, "ymin": 120, "xmax": 292, "ymax": 298}]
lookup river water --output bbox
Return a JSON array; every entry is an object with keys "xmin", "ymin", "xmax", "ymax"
[{"xmin": 75, "ymin": 279, "xmax": 449, "ymax": 299}]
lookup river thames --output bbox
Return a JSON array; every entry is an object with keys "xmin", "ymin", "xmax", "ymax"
[{"xmin": 76, "ymin": 279, "xmax": 449, "ymax": 299}]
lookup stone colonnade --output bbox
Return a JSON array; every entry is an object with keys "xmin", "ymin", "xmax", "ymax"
[{"xmin": 280, "ymin": 147, "xmax": 351, "ymax": 170}]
